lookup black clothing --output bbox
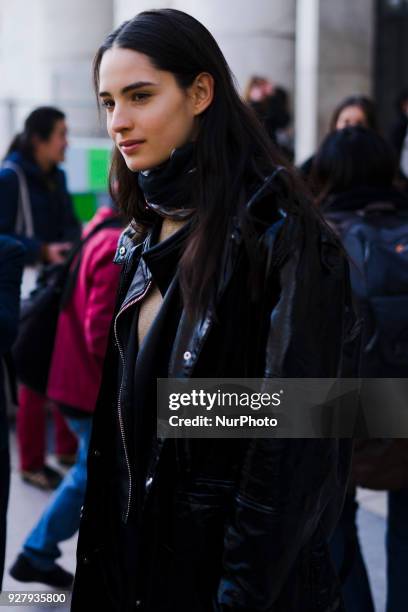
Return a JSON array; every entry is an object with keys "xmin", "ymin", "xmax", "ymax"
[
  {"xmin": 72, "ymin": 173, "xmax": 355, "ymax": 612},
  {"xmin": 0, "ymin": 235, "xmax": 24, "ymax": 589},
  {"xmin": 322, "ymin": 184, "xmax": 408, "ymax": 492},
  {"xmin": 138, "ymin": 142, "xmax": 196, "ymax": 220},
  {"xmin": 58, "ymin": 404, "xmax": 90, "ymax": 420},
  {"xmin": 322, "ymin": 185, "xmax": 408, "ymax": 215},
  {"xmin": 389, "ymin": 112, "xmax": 408, "ymax": 160},
  {"xmin": 299, "ymin": 154, "xmax": 315, "ymax": 180},
  {"xmin": 0, "ymin": 447, "xmax": 9, "ymax": 591}
]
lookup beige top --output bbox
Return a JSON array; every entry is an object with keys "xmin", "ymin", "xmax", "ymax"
[{"xmin": 137, "ymin": 218, "xmax": 186, "ymax": 346}]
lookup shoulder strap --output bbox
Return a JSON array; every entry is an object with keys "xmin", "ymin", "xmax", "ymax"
[
  {"xmin": 60, "ymin": 215, "xmax": 122, "ymax": 309},
  {"xmin": 2, "ymin": 161, "xmax": 35, "ymax": 238}
]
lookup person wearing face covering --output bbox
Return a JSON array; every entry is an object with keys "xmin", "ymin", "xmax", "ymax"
[{"xmin": 72, "ymin": 10, "xmax": 356, "ymax": 612}]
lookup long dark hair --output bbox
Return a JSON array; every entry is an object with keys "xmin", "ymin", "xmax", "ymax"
[
  {"xmin": 5, "ymin": 106, "xmax": 65, "ymax": 160},
  {"xmin": 329, "ymin": 95, "xmax": 378, "ymax": 132},
  {"xmin": 313, "ymin": 126, "xmax": 397, "ymax": 205},
  {"xmin": 94, "ymin": 9, "xmax": 301, "ymax": 315}
]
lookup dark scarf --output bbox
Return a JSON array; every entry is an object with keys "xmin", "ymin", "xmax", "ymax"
[{"xmin": 137, "ymin": 142, "xmax": 196, "ymax": 220}]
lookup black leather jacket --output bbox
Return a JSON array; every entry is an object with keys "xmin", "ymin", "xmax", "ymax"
[{"xmin": 72, "ymin": 175, "xmax": 356, "ymax": 612}]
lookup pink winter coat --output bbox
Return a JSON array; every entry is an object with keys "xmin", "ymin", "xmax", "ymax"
[{"xmin": 47, "ymin": 207, "xmax": 122, "ymax": 413}]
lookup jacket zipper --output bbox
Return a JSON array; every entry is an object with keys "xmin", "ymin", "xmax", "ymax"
[{"xmin": 114, "ymin": 280, "xmax": 152, "ymax": 523}]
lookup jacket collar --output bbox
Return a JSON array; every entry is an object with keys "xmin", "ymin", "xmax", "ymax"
[{"xmin": 113, "ymin": 222, "xmax": 146, "ymax": 265}]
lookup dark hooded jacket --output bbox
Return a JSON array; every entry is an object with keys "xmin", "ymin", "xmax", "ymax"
[{"xmin": 72, "ymin": 173, "xmax": 356, "ymax": 612}]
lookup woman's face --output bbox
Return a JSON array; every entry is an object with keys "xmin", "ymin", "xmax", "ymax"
[
  {"xmin": 335, "ymin": 105, "xmax": 368, "ymax": 130},
  {"xmin": 99, "ymin": 47, "xmax": 211, "ymax": 171},
  {"xmin": 35, "ymin": 119, "xmax": 68, "ymax": 165}
]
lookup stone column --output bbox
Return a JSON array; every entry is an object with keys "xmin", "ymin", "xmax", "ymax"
[
  {"xmin": 0, "ymin": 0, "xmax": 114, "ymax": 150},
  {"xmin": 114, "ymin": 0, "xmax": 296, "ymax": 95},
  {"xmin": 294, "ymin": 0, "xmax": 320, "ymax": 163},
  {"xmin": 317, "ymin": 0, "xmax": 375, "ymax": 140},
  {"xmin": 40, "ymin": 0, "xmax": 114, "ymax": 137}
]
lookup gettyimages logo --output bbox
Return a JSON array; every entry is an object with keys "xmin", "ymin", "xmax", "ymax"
[{"xmin": 168, "ymin": 388, "xmax": 283, "ymax": 411}]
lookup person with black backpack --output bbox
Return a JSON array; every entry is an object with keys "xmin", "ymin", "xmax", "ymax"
[
  {"xmin": 9, "ymin": 204, "xmax": 123, "ymax": 588},
  {"xmin": 0, "ymin": 107, "xmax": 81, "ymax": 491},
  {"xmin": 313, "ymin": 125, "xmax": 408, "ymax": 612}
]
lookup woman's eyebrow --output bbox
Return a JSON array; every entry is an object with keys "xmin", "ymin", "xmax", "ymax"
[{"xmin": 98, "ymin": 81, "xmax": 158, "ymax": 97}]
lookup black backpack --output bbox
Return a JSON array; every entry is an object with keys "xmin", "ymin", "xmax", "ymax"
[
  {"xmin": 12, "ymin": 216, "xmax": 121, "ymax": 394},
  {"xmin": 325, "ymin": 202, "xmax": 408, "ymax": 377}
]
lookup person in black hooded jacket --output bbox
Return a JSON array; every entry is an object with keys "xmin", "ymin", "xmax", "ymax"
[
  {"xmin": 313, "ymin": 126, "xmax": 408, "ymax": 612},
  {"xmin": 72, "ymin": 10, "xmax": 356, "ymax": 612}
]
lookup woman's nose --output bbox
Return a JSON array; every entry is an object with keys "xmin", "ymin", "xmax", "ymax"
[{"xmin": 110, "ymin": 105, "xmax": 133, "ymax": 134}]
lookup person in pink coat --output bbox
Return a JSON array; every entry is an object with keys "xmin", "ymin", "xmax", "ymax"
[
  {"xmin": 10, "ymin": 205, "xmax": 123, "ymax": 588},
  {"xmin": 47, "ymin": 205, "xmax": 122, "ymax": 413}
]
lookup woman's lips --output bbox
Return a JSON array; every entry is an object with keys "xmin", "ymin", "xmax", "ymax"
[{"xmin": 119, "ymin": 140, "xmax": 145, "ymax": 154}]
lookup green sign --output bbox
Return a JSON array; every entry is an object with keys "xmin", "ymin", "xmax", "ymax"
[{"xmin": 88, "ymin": 148, "xmax": 110, "ymax": 191}]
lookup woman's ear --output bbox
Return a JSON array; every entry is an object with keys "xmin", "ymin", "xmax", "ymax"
[{"xmin": 190, "ymin": 72, "xmax": 214, "ymax": 116}]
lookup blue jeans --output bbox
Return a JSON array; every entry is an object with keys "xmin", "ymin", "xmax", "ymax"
[
  {"xmin": 330, "ymin": 488, "xmax": 408, "ymax": 612},
  {"xmin": 386, "ymin": 488, "xmax": 408, "ymax": 612},
  {"xmin": 330, "ymin": 492, "xmax": 374, "ymax": 612},
  {"xmin": 23, "ymin": 416, "xmax": 92, "ymax": 570}
]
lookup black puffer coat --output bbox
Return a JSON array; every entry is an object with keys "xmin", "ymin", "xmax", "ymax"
[{"xmin": 72, "ymin": 176, "xmax": 356, "ymax": 612}]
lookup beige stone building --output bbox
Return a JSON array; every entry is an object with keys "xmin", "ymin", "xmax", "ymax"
[{"xmin": 0, "ymin": 0, "xmax": 406, "ymax": 164}]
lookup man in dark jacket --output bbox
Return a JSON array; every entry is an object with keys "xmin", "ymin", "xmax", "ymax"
[{"xmin": 0, "ymin": 236, "xmax": 24, "ymax": 589}]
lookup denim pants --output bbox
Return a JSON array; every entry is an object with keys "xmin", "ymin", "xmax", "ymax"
[
  {"xmin": 386, "ymin": 488, "xmax": 408, "ymax": 612},
  {"xmin": 0, "ymin": 447, "xmax": 10, "ymax": 590},
  {"xmin": 330, "ymin": 488, "xmax": 408, "ymax": 612},
  {"xmin": 23, "ymin": 416, "xmax": 92, "ymax": 570}
]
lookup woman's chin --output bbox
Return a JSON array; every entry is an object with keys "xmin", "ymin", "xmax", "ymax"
[
  {"xmin": 123, "ymin": 157, "xmax": 148, "ymax": 173},
  {"xmin": 123, "ymin": 156, "xmax": 158, "ymax": 173},
  {"xmin": 122, "ymin": 150, "xmax": 173, "ymax": 173}
]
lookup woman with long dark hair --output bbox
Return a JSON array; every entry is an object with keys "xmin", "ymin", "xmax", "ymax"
[
  {"xmin": 72, "ymin": 10, "xmax": 354, "ymax": 611},
  {"xmin": 0, "ymin": 107, "xmax": 81, "ymax": 492},
  {"xmin": 0, "ymin": 106, "xmax": 80, "ymax": 268}
]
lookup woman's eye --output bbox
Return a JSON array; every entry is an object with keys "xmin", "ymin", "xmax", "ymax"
[
  {"xmin": 101, "ymin": 99, "xmax": 114, "ymax": 110},
  {"xmin": 131, "ymin": 93, "xmax": 151, "ymax": 102}
]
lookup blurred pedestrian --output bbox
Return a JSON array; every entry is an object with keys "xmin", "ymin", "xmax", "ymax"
[
  {"xmin": 300, "ymin": 95, "xmax": 378, "ymax": 181},
  {"xmin": 245, "ymin": 75, "xmax": 293, "ymax": 159},
  {"xmin": 72, "ymin": 10, "xmax": 354, "ymax": 612},
  {"xmin": 314, "ymin": 126, "xmax": 408, "ymax": 612},
  {"xmin": 0, "ymin": 107, "xmax": 81, "ymax": 491},
  {"xmin": 0, "ymin": 236, "xmax": 24, "ymax": 590},
  {"xmin": 9, "ymin": 205, "xmax": 123, "ymax": 588},
  {"xmin": 389, "ymin": 89, "xmax": 408, "ymax": 180},
  {"xmin": 388, "ymin": 89, "xmax": 408, "ymax": 161}
]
